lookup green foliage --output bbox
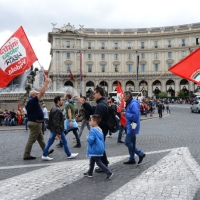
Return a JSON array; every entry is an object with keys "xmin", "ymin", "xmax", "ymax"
[
  {"xmin": 178, "ymin": 90, "xmax": 186, "ymax": 98},
  {"xmin": 158, "ymin": 92, "xmax": 167, "ymax": 98}
]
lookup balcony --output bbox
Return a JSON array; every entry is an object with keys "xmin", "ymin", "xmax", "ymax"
[
  {"xmin": 154, "ymin": 46, "xmax": 158, "ymax": 48},
  {"xmin": 141, "ymin": 46, "xmax": 145, "ymax": 49},
  {"xmin": 66, "ymin": 46, "xmax": 70, "ymax": 48},
  {"xmin": 99, "ymin": 47, "xmax": 107, "ymax": 49},
  {"xmin": 168, "ymin": 45, "xmax": 171, "ymax": 47},
  {"xmin": 127, "ymin": 47, "xmax": 132, "ymax": 49},
  {"xmin": 88, "ymin": 47, "xmax": 92, "ymax": 49}
]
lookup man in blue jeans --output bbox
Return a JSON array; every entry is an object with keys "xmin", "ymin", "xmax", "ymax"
[
  {"xmin": 42, "ymin": 96, "xmax": 78, "ymax": 161},
  {"xmin": 121, "ymin": 91, "xmax": 146, "ymax": 165}
]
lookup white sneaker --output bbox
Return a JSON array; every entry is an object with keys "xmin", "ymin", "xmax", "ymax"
[
  {"xmin": 106, "ymin": 135, "xmax": 112, "ymax": 138},
  {"xmin": 41, "ymin": 156, "xmax": 53, "ymax": 161},
  {"xmin": 68, "ymin": 153, "xmax": 78, "ymax": 159}
]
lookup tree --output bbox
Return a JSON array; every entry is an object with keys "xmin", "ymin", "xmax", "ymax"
[
  {"xmin": 178, "ymin": 90, "xmax": 185, "ymax": 98},
  {"xmin": 158, "ymin": 92, "xmax": 167, "ymax": 98}
]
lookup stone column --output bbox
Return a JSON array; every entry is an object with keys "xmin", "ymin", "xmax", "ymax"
[
  {"xmin": 175, "ymin": 79, "xmax": 179, "ymax": 94},
  {"xmin": 52, "ymin": 77, "xmax": 57, "ymax": 91}
]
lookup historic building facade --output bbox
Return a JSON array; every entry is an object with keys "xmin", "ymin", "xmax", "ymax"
[{"xmin": 48, "ymin": 22, "xmax": 200, "ymax": 97}]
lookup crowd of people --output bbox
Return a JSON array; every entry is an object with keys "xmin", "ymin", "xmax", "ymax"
[{"xmin": 0, "ymin": 108, "xmax": 27, "ymax": 126}]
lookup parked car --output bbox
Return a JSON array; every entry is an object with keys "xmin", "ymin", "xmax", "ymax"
[{"xmin": 191, "ymin": 100, "xmax": 200, "ymax": 113}]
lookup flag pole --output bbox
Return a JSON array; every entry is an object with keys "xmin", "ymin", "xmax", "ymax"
[
  {"xmin": 37, "ymin": 60, "xmax": 47, "ymax": 78},
  {"xmin": 136, "ymin": 71, "xmax": 167, "ymax": 98}
]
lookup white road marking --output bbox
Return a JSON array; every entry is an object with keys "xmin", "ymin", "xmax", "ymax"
[
  {"xmin": 104, "ymin": 147, "xmax": 200, "ymax": 200},
  {"xmin": 0, "ymin": 147, "xmax": 199, "ymax": 200}
]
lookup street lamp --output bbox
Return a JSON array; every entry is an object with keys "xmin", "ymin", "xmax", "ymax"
[{"xmin": 136, "ymin": 51, "xmax": 139, "ymax": 92}]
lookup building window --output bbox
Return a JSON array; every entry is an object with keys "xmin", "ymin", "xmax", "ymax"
[
  {"xmin": 182, "ymin": 39, "xmax": 185, "ymax": 46},
  {"xmin": 114, "ymin": 54, "xmax": 118, "ymax": 59},
  {"xmin": 141, "ymin": 53, "xmax": 145, "ymax": 59},
  {"xmin": 101, "ymin": 54, "xmax": 105, "ymax": 59},
  {"xmin": 67, "ymin": 53, "xmax": 70, "ymax": 59},
  {"xmin": 154, "ymin": 41, "xmax": 158, "ymax": 48},
  {"xmin": 114, "ymin": 42, "xmax": 118, "ymax": 49},
  {"xmin": 127, "ymin": 64, "xmax": 132, "ymax": 72},
  {"xmin": 88, "ymin": 54, "xmax": 92, "ymax": 59},
  {"xmin": 101, "ymin": 65, "xmax": 105, "ymax": 72},
  {"xmin": 101, "ymin": 42, "xmax": 105, "ymax": 49},
  {"xmin": 141, "ymin": 42, "xmax": 144, "ymax": 48},
  {"xmin": 128, "ymin": 42, "xmax": 131, "ymax": 49},
  {"xmin": 154, "ymin": 64, "xmax": 159, "ymax": 71},
  {"xmin": 88, "ymin": 42, "xmax": 91, "ymax": 49},
  {"xmin": 182, "ymin": 51, "xmax": 186, "ymax": 57},
  {"xmin": 168, "ymin": 63, "xmax": 172, "ymax": 68},
  {"xmin": 141, "ymin": 64, "xmax": 145, "ymax": 72},
  {"xmin": 114, "ymin": 65, "xmax": 118, "ymax": 72},
  {"xmin": 88, "ymin": 65, "xmax": 92, "ymax": 72},
  {"xmin": 128, "ymin": 54, "xmax": 131, "ymax": 59},
  {"xmin": 66, "ymin": 64, "xmax": 70, "ymax": 71},
  {"xmin": 168, "ymin": 52, "xmax": 172, "ymax": 58},
  {"xmin": 196, "ymin": 38, "xmax": 199, "ymax": 45},
  {"xmin": 154, "ymin": 53, "xmax": 158, "ymax": 59},
  {"xmin": 168, "ymin": 40, "xmax": 171, "ymax": 47},
  {"xmin": 66, "ymin": 41, "xmax": 70, "ymax": 48}
]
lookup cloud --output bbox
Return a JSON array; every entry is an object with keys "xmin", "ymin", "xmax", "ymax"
[{"xmin": 0, "ymin": 0, "xmax": 200, "ymax": 70}]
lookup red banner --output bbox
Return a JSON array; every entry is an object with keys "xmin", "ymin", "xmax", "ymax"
[
  {"xmin": 168, "ymin": 47, "xmax": 200, "ymax": 85},
  {"xmin": 69, "ymin": 70, "xmax": 74, "ymax": 80},
  {"xmin": 117, "ymin": 82, "xmax": 126, "ymax": 127},
  {"xmin": 0, "ymin": 26, "xmax": 38, "ymax": 88}
]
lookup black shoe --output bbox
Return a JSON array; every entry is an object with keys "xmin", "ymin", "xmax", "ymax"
[
  {"xmin": 48, "ymin": 149, "xmax": 54, "ymax": 155},
  {"xmin": 73, "ymin": 144, "xmax": 81, "ymax": 148},
  {"xmin": 117, "ymin": 141, "xmax": 124, "ymax": 143},
  {"xmin": 95, "ymin": 168, "xmax": 104, "ymax": 173},
  {"xmin": 123, "ymin": 160, "xmax": 136, "ymax": 164},
  {"xmin": 56, "ymin": 143, "xmax": 63, "ymax": 148},
  {"xmin": 107, "ymin": 173, "xmax": 114, "ymax": 180},
  {"xmin": 84, "ymin": 172, "xmax": 93, "ymax": 177},
  {"xmin": 23, "ymin": 156, "xmax": 36, "ymax": 160},
  {"xmin": 138, "ymin": 154, "xmax": 146, "ymax": 164}
]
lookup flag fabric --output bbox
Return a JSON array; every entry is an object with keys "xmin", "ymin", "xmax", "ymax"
[
  {"xmin": 18, "ymin": 102, "xmax": 21, "ymax": 111},
  {"xmin": 80, "ymin": 52, "xmax": 83, "ymax": 81},
  {"xmin": 0, "ymin": 26, "xmax": 37, "ymax": 88},
  {"xmin": 69, "ymin": 70, "xmax": 74, "ymax": 80},
  {"xmin": 116, "ymin": 82, "xmax": 126, "ymax": 127},
  {"xmin": 168, "ymin": 47, "xmax": 200, "ymax": 85}
]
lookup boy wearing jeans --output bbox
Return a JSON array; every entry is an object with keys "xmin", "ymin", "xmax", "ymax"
[{"xmin": 84, "ymin": 115, "xmax": 113, "ymax": 180}]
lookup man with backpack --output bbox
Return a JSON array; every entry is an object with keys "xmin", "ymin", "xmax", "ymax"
[{"xmin": 78, "ymin": 86, "xmax": 110, "ymax": 172}]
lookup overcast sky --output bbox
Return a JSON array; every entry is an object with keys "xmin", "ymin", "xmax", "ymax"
[{"xmin": 0, "ymin": 0, "xmax": 200, "ymax": 70}]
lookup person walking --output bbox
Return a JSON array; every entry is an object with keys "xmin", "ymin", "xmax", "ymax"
[
  {"xmin": 158, "ymin": 101, "xmax": 163, "ymax": 118},
  {"xmin": 42, "ymin": 96, "xmax": 78, "ymax": 161},
  {"xmin": 122, "ymin": 91, "xmax": 146, "ymax": 165},
  {"xmin": 22, "ymin": 105, "xmax": 28, "ymax": 130},
  {"xmin": 76, "ymin": 96, "xmax": 90, "ymax": 139},
  {"xmin": 84, "ymin": 114, "xmax": 113, "ymax": 180},
  {"xmin": 78, "ymin": 86, "xmax": 109, "ymax": 172},
  {"xmin": 23, "ymin": 77, "xmax": 54, "ymax": 160},
  {"xmin": 42, "ymin": 104, "xmax": 48, "ymax": 134}
]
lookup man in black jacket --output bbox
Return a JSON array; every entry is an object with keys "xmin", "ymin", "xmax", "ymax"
[
  {"xmin": 42, "ymin": 96, "xmax": 78, "ymax": 161},
  {"xmin": 78, "ymin": 86, "xmax": 109, "ymax": 171}
]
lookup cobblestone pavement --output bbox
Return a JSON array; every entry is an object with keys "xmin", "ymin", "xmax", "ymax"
[{"xmin": 1, "ymin": 104, "xmax": 200, "ymax": 200}]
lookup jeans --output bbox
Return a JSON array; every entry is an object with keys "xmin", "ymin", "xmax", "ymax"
[
  {"xmin": 118, "ymin": 125, "xmax": 125, "ymax": 142},
  {"xmin": 124, "ymin": 131, "xmax": 144, "ymax": 162},
  {"xmin": 88, "ymin": 157, "xmax": 112, "ymax": 175},
  {"xmin": 10, "ymin": 118, "xmax": 16, "ymax": 126},
  {"xmin": 43, "ymin": 130, "xmax": 71, "ymax": 157},
  {"xmin": 4, "ymin": 118, "xmax": 10, "ymax": 126},
  {"xmin": 78, "ymin": 120, "xmax": 90, "ymax": 138},
  {"xmin": 24, "ymin": 118, "xmax": 28, "ymax": 130}
]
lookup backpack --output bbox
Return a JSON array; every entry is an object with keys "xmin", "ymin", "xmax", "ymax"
[{"xmin": 106, "ymin": 105, "xmax": 120, "ymax": 133}]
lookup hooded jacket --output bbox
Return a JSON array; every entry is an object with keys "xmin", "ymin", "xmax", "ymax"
[
  {"xmin": 125, "ymin": 98, "xmax": 140, "ymax": 134},
  {"xmin": 86, "ymin": 127, "xmax": 105, "ymax": 157}
]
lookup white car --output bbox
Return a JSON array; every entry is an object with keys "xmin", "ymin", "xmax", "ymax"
[{"xmin": 191, "ymin": 100, "xmax": 200, "ymax": 113}]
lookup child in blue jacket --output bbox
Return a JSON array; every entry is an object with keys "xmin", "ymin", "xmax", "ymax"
[{"xmin": 84, "ymin": 114, "xmax": 113, "ymax": 180}]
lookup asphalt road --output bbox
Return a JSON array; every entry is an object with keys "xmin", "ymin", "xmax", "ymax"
[{"xmin": 0, "ymin": 104, "xmax": 200, "ymax": 200}]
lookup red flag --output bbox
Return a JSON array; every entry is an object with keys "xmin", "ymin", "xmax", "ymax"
[
  {"xmin": 117, "ymin": 82, "xmax": 126, "ymax": 127},
  {"xmin": 69, "ymin": 70, "xmax": 74, "ymax": 80},
  {"xmin": 0, "ymin": 26, "xmax": 37, "ymax": 88},
  {"xmin": 18, "ymin": 102, "xmax": 21, "ymax": 112},
  {"xmin": 168, "ymin": 47, "xmax": 200, "ymax": 85},
  {"xmin": 80, "ymin": 52, "xmax": 83, "ymax": 81}
]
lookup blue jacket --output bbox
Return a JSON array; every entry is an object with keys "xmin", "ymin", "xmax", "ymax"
[
  {"xmin": 125, "ymin": 98, "xmax": 140, "ymax": 134},
  {"xmin": 86, "ymin": 127, "xmax": 105, "ymax": 157}
]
